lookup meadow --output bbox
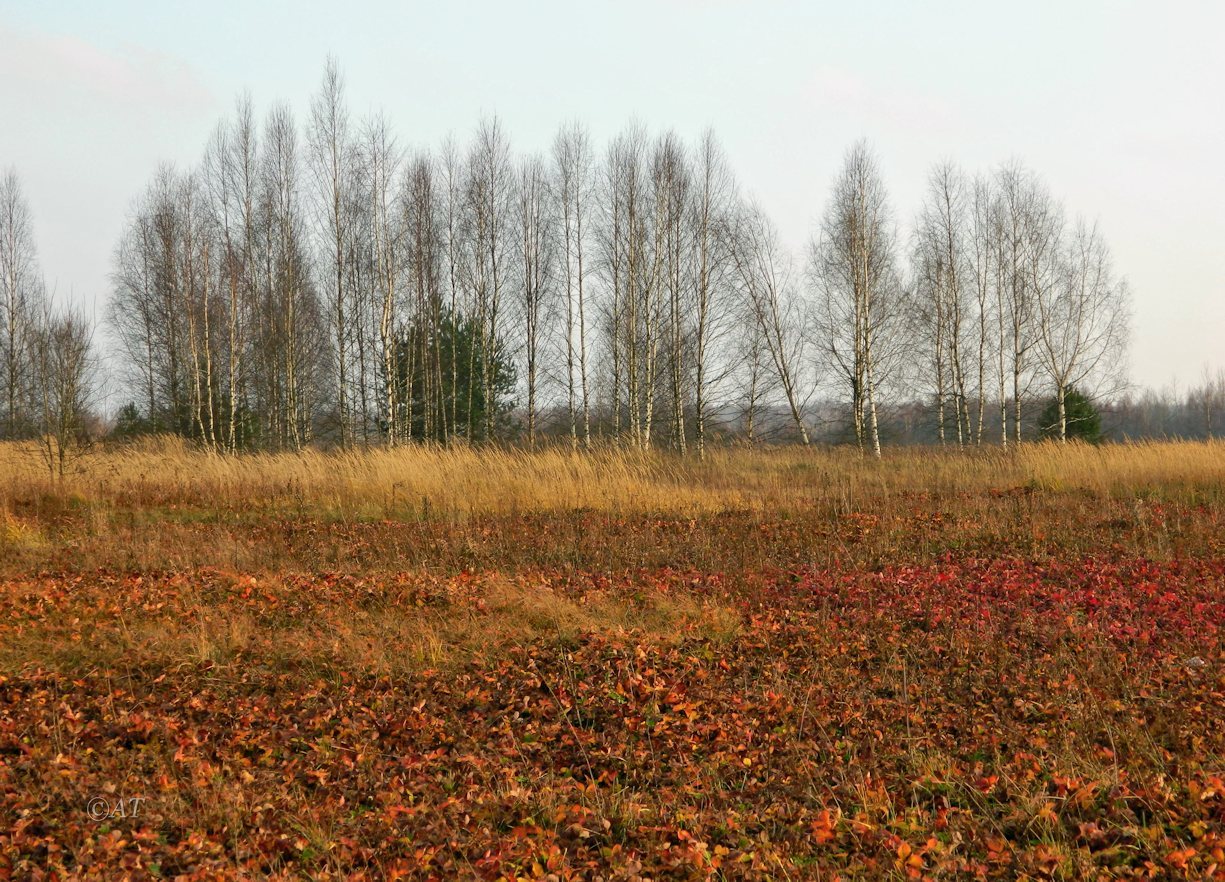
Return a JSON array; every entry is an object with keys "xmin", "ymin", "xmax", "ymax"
[{"xmin": 1, "ymin": 440, "xmax": 1222, "ymax": 879}]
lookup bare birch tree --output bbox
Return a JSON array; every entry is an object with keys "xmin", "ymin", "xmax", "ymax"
[
  {"xmin": 0, "ymin": 169, "xmax": 43, "ymax": 439},
  {"xmin": 466, "ymin": 117, "xmax": 514, "ymax": 443},
  {"xmin": 993, "ymin": 161, "xmax": 1057, "ymax": 443},
  {"xmin": 551, "ymin": 121, "xmax": 594, "ymax": 449},
  {"xmin": 810, "ymin": 141, "xmax": 902, "ymax": 456},
  {"xmin": 307, "ymin": 57, "xmax": 355, "ymax": 446},
  {"xmin": 729, "ymin": 201, "xmax": 810, "ymax": 445},
  {"xmin": 403, "ymin": 151, "xmax": 443, "ymax": 441},
  {"xmin": 360, "ymin": 115, "xmax": 404, "ymax": 444},
  {"xmin": 29, "ymin": 301, "xmax": 96, "ymax": 477},
  {"xmin": 262, "ymin": 103, "xmax": 325, "ymax": 449},
  {"xmin": 440, "ymin": 136, "xmax": 468, "ymax": 442},
  {"xmin": 1033, "ymin": 219, "xmax": 1130, "ymax": 440},
  {"xmin": 600, "ymin": 126, "xmax": 648, "ymax": 445},
  {"xmin": 912, "ymin": 161, "xmax": 974, "ymax": 445},
  {"xmin": 967, "ymin": 173, "xmax": 997, "ymax": 443},
  {"xmin": 202, "ymin": 95, "xmax": 259, "ymax": 452},
  {"xmin": 518, "ymin": 154, "xmax": 554, "ymax": 446},
  {"xmin": 653, "ymin": 132, "xmax": 691, "ymax": 453},
  {"xmin": 689, "ymin": 130, "xmax": 737, "ymax": 457}
]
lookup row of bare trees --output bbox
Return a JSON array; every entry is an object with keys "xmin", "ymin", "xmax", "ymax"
[
  {"xmin": 1, "ymin": 169, "xmax": 97, "ymax": 474},
  {"xmin": 909, "ymin": 160, "xmax": 1130, "ymax": 447},
  {"xmin": 105, "ymin": 63, "xmax": 753, "ymax": 452},
  {"xmin": 1107, "ymin": 367, "xmax": 1225, "ymax": 440},
  {"xmin": 109, "ymin": 99, "xmax": 329, "ymax": 450},
  {"xmin": 0, "ymin": 61, "xmax": 1114, "ymax": 455}
]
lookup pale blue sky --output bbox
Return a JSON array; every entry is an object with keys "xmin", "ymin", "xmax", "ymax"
[{"xmin": 2, "ymin": 0, "xmax": 1222, "ymax": 391}]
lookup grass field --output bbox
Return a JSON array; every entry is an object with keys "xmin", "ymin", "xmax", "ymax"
[{"xmin": 1, "ymin": 440, "xmax": 1223, "ymax": 879}]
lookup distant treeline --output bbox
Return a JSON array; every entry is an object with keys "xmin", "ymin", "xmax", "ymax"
[{"xmin": 6, "ymin": 60, "xmax": 1201, "ymax": 461}]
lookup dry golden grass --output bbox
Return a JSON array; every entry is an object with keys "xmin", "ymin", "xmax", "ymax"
[
  {"xmin": 0, "ymin": 567, "xmax": 741, "ymax": 679},
  {"xmin": 2, "ymin": 436, "xmax": 1222, "ymax": 522}
]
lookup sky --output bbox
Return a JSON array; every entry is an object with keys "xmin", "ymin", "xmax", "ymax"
[{"xmin": 1, "ymin": 0, "xmax": 1222, "ymax": 393}]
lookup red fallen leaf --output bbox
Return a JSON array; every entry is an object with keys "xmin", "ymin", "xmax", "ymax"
[
  {"xmin": 810, "ymin": 810, "xmax": 837, "ymax": 844},
  {"xmin": 1167, "ymin": 847, "xmax": 1196, "ymax": 870},
  {"xmin": 1033, "ymin": 844, "xmax": 1062, "ymax": 873},
  {"xmin": 986, "ymin": 836, "xmax": 1013, "ymax": 864},
  {"xmin": 975, "ymin": 774, "xmax": 999, "ymax": 792}
]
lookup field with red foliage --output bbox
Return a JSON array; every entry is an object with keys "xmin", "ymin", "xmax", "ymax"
[{"xmin": 2, "ymin": 449, "xmax": 1224, "ymax": 879}]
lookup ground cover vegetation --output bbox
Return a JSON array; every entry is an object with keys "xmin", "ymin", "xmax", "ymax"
[{"xmin": 1, "ymin": 440, "xmax": 1222, "ymax": 879}]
